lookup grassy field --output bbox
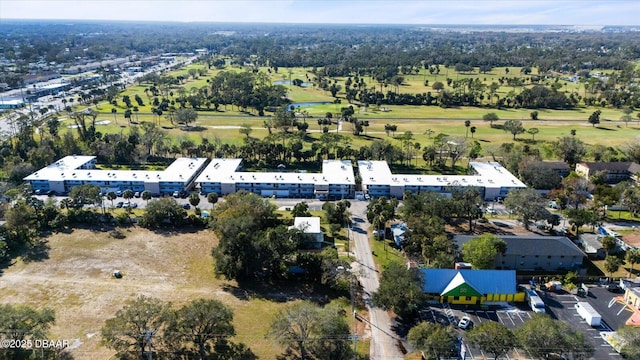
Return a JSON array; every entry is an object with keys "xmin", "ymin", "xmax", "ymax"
[
  {"xmin": 0, "ymin": 227, "xmax": 365, "ymax": 359},
  {"xmin": 52, "ymin": 60, "xmax": 639, "ymax": 158}
]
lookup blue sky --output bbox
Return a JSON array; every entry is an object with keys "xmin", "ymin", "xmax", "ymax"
[{"xmin": 1, "ymin": 0, "xmax": 639, "ymax": 25}]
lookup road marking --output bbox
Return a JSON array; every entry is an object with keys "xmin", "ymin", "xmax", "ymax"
[
  {"xmin": 496, "ymin": 311, "xmax": 510, "ymax": 326},
  {"xmin": 617, "ymin": 306, "xmax": 628, "ymax": 316},
  {"xmin": 465, "ymin": 344, "xmax": 474, "ymax": 359},
  {"xmin": 513, "ymin": 311, "xmax": 526, "ymax": 323}
]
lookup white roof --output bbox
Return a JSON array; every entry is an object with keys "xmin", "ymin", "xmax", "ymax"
[
  {"xmin": 24, "ymin": 155, "xmax": 208, "ymax": 184},
  {"xmin": 0, "ymin": 99, "xmax": 24, "ymax": 105},
  {"xmin": 293, "ymin": 217, "xmax": 321, "ymax": 234},
  {"xmin": 358, "ymin": 160, "xmax": 526, "ymax": 189},
  {"xmin": 196, "ymin": 159, "xmax": 355, "ymax": 186}
]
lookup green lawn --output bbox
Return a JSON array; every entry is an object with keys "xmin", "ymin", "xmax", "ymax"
[
  {"xmin": 370, "ymin": 236, "xmax": 404, "ymax": 270},
  {"xmin": 52, "ymin": 60, "xmax": 640, "ymax": 162}
]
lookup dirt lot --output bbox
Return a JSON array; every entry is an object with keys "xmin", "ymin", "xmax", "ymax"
[
  {"xmin": 622, "ymin": 231, "xmax": 640, "ymax": 247},
  {"xmin": 0, "ymin": 228, "xmax": 282, "ymax": 359}
]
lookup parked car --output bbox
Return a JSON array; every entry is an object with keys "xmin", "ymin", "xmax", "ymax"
[
  {"xmin": 485, "ymin": 208, "xmax": 497, "ymax": 215},
  {"xmin": 131, "ymin": 203, "xmax": 138, "ymax": 209},
  {"xmin": 134, "ymin": 191, "xmax": 141, "ymax": 198},
  {"xmin": 116, "ymin": 201, "xmax": 124, "ymax": 208},
  {"xmin": 458, "ymin": 316, "xmax": 472, "ymax": 329},
  {"xmin": 47, "ymin": 190, "xmax": 56, "ymax": 196},
  {"xmin": 34, "ymin": 189, "xmax": 42, "ymax": 195},
  {"xmin": 182, "ymin": 203, "xmax": 191, "ymax": 210},
  {"xmin": 116, "ymin": 190, "xmax": 123, "ymax": 197},
  {"xmin": 172, "ymin": 191, "xmax": 180, "ymax": 198},
  {"xmin": 607, "ymin": 284, "xmax": 623, "ymax": 293}
]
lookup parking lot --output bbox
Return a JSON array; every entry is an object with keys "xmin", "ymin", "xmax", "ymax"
[
  {"xmin": 419, "ymin": 289, "xmax": 625, "ymax": 360},
  {"xmin": 543, "ymin": 288, "xmax": 625, "ymax": 360}
]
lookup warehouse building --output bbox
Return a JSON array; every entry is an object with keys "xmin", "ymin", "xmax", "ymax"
[
  {"xmin": 453, "ymin": 235, "xmax": 585, "ymax": 271},
  {"xmin": 196, "ymin": 158, "xmax": 355, "ymax": 199},
  {"xmin": 357, "ymin": 160, "xmax": 526, "ymax": 200},
  {"xmin": 24, "ymin": 155, "xmax": 208, "ymax": 196}
]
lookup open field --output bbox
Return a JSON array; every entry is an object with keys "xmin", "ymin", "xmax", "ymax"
[
  {"xmin": 60, "ymin": 110, "xmax": 640, "ymax": 153},
  {"xmin": 54, "ymin": 61, "xmax": 639, "ymax": 156},
  {"xmin": 0, "ymin": 227, "xmax": 361, "ymax": 359}
]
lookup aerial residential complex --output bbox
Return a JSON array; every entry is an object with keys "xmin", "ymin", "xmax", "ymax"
[
  {"xmin": 24, "ymin": 155, "xmax": 208, "ymax": 196},
  {"xmin": 195, "ymin": 158, "xmax": 356, "ymax": 200},
  {"xmin": 358, "ymin": 160, "xmax": 526, "ymax": 200},
  {"xmin": 24, "ymin": 156, "xmax": 527, "ymax": 200}
]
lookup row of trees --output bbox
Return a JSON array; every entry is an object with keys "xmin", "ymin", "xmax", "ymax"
[
  {"xmin": 101, "ymin": 296, "xmax": 254, "ymax": 360},
  {"xmin": 101, "ymin": 296, "xmax": 355, "ymax": 360},
  {"xmin": 408, "ymin": 314, "xmax": 595, "ymax": 360}
]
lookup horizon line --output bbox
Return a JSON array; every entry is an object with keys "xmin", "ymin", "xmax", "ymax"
[{"xmin": 1, "ymin": 18, "xmax": 633, "ymax": 27}]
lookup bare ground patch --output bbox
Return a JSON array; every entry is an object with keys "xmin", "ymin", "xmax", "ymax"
[{"xmin": 0, "ymin": 228, "xmax": 258, "ymax": 359}]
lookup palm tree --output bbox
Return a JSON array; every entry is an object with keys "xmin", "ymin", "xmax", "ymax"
[
  {"xmin": 207, "ymin": 192, "xmax": 219, "ymax": 209},
  {"xmin": 123, "ymin": 190, "xmax": 134, "ymax": 205},
  {"xmin": 133, "ymin": 106, "xmax": 139, "ymax": 122},
  {"xmin": 141, "ymin": 190, "xmax": 152, "ymax": 206},
  {"xmin": 59, "ymin": 198, "xmax": 73, "ymax": 212},
  {"xmin": 464, "ymin": 120, "xmax": 471, "ymax": 138},
  {"xmin": 106, "ymin": 191, "xmax": 117, "ymax": 208},
  {"xmin": 470, "ymin": 126, "xmax": 477, "ymax": 138},
  {"xmin": 626, "ymin": 249, "xmax": 640, "ymax": 278},
  {"xmin": 188, "ymin": 192, "xmax": 200, "ymax": 209},
  {"xmin": 111, "ymin": 108, "xmax": 117, "ymax": 125}
]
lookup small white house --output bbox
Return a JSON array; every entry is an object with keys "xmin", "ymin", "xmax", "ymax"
[{"xmin": 291, "ymin": 217, "xmax": 324, "ymax": 248}]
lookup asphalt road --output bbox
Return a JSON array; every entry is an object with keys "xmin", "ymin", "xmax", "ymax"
[{"xmin": 349, "ymin": 200, "xmax": 405, "ymax": 360}]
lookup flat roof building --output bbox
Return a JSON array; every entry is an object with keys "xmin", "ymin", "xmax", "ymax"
[
  {"xmin": 453, "ymin": 235, "xmax": 584, "ymax": 271},
  {"xmin": 0, "ymin": 98, "xmax": 25, "ymax": 109},
  {"xmin": 290, "ymin": 217, "xmax": 324, "ymax": 248},
  {"xmin": 196, "ymin": 159, "xmax": 355, "ymax": 200},
  {"xmin": 24, "ymin": 155, "xmax": 208, "ymax": 195},
  {"xmin": 358, "ymin": 160, "xmax": 526, "ymax": 200}
]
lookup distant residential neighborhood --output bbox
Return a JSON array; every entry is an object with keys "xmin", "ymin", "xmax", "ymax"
[{"xmin": 1, "ymin": 17, "xmax": 640, "ymax": 360}]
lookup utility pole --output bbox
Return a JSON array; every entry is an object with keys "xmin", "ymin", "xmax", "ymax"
[{"xmin": 349, "ymin": 270, "xmax": 357, "ymax": 360}]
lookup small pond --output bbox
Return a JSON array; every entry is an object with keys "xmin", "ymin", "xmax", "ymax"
[{"xmin": 274, "ymin": 80, "xmax": 313, "ymax": 87}]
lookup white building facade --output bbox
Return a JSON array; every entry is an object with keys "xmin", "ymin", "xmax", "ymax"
[
  {"xmin": 357, "ymin": 160, "xmax": 526, "ymax": 201},
  {"xmin": 24, "ymin": 155, "xmax": 208, "ymax": 196},
  {"xmin": 196, "ymin": 159, "xmax": 355, "ymax": 200}
]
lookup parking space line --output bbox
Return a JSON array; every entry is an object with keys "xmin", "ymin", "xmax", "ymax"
[
  {"xmin": 504, "ymin": 311, "xmax": 514, "ymax": 324},
  {"xmin": 465, "ymin": 343, "xmax": 474, "ymax": 359},
  {"xmin": 506, "ymin": 312, "xmax": 519, "ymax": 326},
  {"xmin": 617, "ymin": 306, "xmax": 628, "ymax": 316},
  {"xmin": 513, "ymin": 311, "xmax": 526, "ymax": 324},
  {"xmin": 496, "ymin": 311, "xmax": 506, "ymax": 324}
]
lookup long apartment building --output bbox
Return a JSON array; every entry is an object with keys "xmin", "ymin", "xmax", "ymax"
[
  {"xmin": 24, "ymin": 155, "xmax": 208, "ymax": 196},
  {"xmin": 196, "ymin": 159, "xmax": 355, "ymax": 200},
  {"xmin": 358, "ymin": 160, "xmax": 526, "ymax": 201},
  {"xmin": 24, "ymin": 157, "xmax": 525, "ymax": 201}
]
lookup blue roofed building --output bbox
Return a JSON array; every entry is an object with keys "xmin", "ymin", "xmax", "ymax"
[{"xmin": 420, "ymin": 269, "xmax": 525, "ymax": 305}]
